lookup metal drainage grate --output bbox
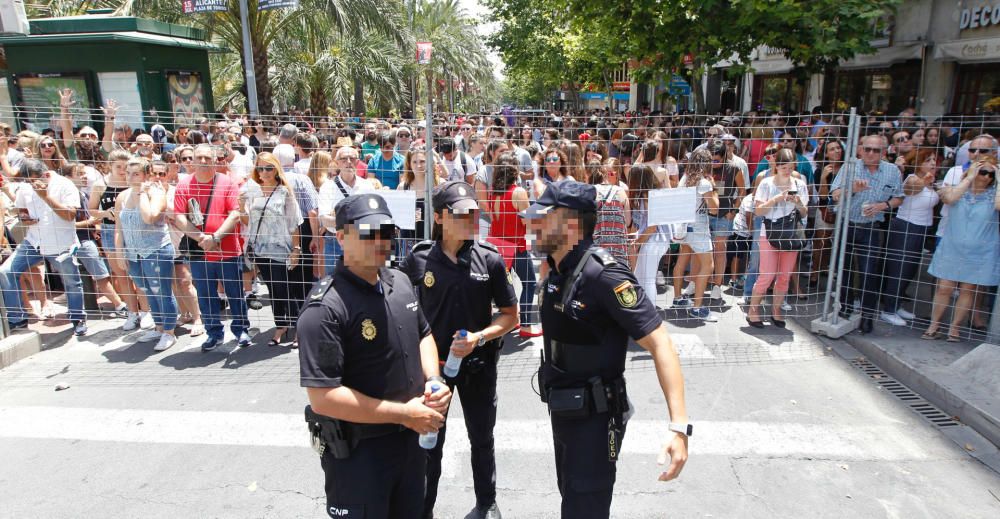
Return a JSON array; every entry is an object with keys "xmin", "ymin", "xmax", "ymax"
[{"xmin": 849, "ymin": 358, "xmax": 960, "ymax": 428}]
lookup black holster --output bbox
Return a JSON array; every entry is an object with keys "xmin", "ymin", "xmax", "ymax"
[{"xmin": 305, "ymin": 405, "xmax": 353, "ymax": 459}]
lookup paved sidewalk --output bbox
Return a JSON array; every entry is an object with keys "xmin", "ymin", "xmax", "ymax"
[{"xmin": 820, "ymin": 319, "xmax": 1000, "ymax": 461}]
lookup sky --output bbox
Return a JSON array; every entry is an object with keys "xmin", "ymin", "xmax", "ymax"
[{"xmin": 458, "ymin": 0, "xmax": 505, "ymax": 78}]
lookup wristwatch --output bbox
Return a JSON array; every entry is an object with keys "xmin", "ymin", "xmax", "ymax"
[
  {"xmin": 475, "ymin": 332, "xmax": 487, "ymax": 348},
  {"xmin": 669, "ymin": 423, "xmax": 694, "ymax": 437},
  {"xmin": 427, "ymin": 375, "xmax": 446, "ymax": 385}
]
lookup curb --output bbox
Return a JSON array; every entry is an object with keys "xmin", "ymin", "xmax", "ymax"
[
  {"xmin": 840, "ymin": 332, "xmax": 1000, "ymax": 449},
  {"xmin": 0, "ymin": 331, "xmax": 43, "ymax": 370}
]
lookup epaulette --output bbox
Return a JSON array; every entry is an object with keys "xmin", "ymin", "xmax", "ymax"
[
  {"xmin": 591, "ymin": 247, "xmax": 617, "ymax": 267},
  {"xmin": 307, "ymin": 275, "xmax": 336, "ymax": 303},
  {"xmin": 477, "ymin": 240, "xmax": 499, "ymax": 253},
  {"xmin": 411, "ymin": 240, "xmax": 435, "ymax": 255}
]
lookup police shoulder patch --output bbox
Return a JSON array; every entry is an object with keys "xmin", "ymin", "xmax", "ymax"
[
  {"xmin": 592, "ymin": 247, "xmax": 617, "ymax": 267},
  {"xmin": 613, "ymin": 280, "xmax": 638, "ymax": 308},
  {"xmin": 478, "ymin": 240, "xmax": 499, "ymax": 254},
  {"xmin": 411, "ymin": 240, "xmax": 435, "ymax": 255},
  {"xmin": 308, "ymin": 276, "xmax": 336, "ymax": 302}
]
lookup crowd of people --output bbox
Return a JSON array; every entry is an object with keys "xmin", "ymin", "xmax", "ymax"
[{"xmin": 1, "ymin": 93, "xmax": 998, "ymax": 348}]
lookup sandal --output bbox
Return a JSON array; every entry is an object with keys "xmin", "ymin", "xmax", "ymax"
[
  {"xmin": 921, "ymin": 330, "xmax": 941, "ymax": 340},
  {"xmin": 946, "ymin": 334, "xmax": 961, "ymax": 343},
  {"xmin": 189, "ymin": 323, "xmax": 205, "ymax": 337},
  {"xmin": 267, "ymin": 338, "xmax": 280, "ymax": 347}
]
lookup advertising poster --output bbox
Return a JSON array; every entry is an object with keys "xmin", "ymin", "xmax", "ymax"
[
  {"xmin": 15, "ymin": 73, "xmax": 92, "ymax": 132},
  {"xmin": 167, "ymin": 71, "xmax": 205, "ymax": 127}
]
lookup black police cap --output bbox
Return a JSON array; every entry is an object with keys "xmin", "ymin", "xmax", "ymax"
[
  {"xmin": 334, "ymin": 193, "xmax": 395, "ymax": 230},
  {"xmin": 432, "ymin": 181, "xmax": 479, "ymax": 214},
  {"xmin": 520, "ymin": 179, "xmax": 596, "ymax": 219}
]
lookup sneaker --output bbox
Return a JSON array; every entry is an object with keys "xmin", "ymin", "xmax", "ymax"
[
  {"xmin": 41, "ymin": 303, "xmax": 57, "ymax": 320},
  {"xmin": 710, "ymin": 285, "xmax": 723, "ymax": 300},
  {"xmin": 246, "ymin": 293, "xmax": 264, "ymax": 311},
  {"xmin": 896, "ymin": 308, "xmax": 916, "ymax": 320},
  {"xmin": 138, "ymin": 329, "xmax": 162, "ymax": 342},
  {"xmin": 736, "ymin": 297, "xmax": 748, "ymax": 306},
  {"xmin": 9, "ymin": 320, "xmax": 28, "ymax": 331},
  {"xmin": 682, "ymin": 281, "xmax": 696, "ymax": 296},
  {"xmin": 122, "ymin": 312, "xmax": 141, "ymax": 331},
  {"xmin": 688, "ymin": 307, "xmax": 717, "ymax": 322},
  {"xmin": 112, "ymin": 303, "xmax": 129, "ymax": 319},
  {"xmin": 728, "ymin": 278, "xmax": 744, "ymax": 291},
  {"xmin": 200, "ymin": 337, "xmax": 221, "ymax": 352},
  {"xmin": 139, "ymin": 312, "xmax": 155, "ymax": 329},
  {"xmin": 880, "ymin": 312, "xmax": 907, "ymax": 326},
  {"xmin": 219, "ymin": 295, "xmax": 229, "ymax": 311},
  {"xmin": 73, "ymin": 320, "xmax": 88, "ymax": 336},
  {"xmin": 781, "ymin": 302, "xmax": 792, "ymax": 312},
  {"xmin": 655, "ymin": 271, "xmax": 667, "ymax": 287},
  {"xmin": 154, "ymin": 334, "xmax": 176, "ymax": 352},
  {"xmin": 672, "ymin": 297, "xmax": 692, "ymax": 308},
  {"xmin": 238, "ymin": 331, "xmax": 252, "ymax": 348}
]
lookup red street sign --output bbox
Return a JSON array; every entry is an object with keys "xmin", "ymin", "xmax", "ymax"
[
  {"xmin": 416, "ymin": 42, "xmax": 432, "ymax": 64},
  {"xmin": 683, "ymin": 53, "xmax": 694, "ymax": 66}
]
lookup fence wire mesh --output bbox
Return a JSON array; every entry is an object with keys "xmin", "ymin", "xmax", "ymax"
[{"xmin": 0, "ymin": 101, "xmax": 997, "ymax": 352}]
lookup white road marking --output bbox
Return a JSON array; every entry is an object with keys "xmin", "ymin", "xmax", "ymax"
[
  {"xmin": 0, "ymin": 406, "xmax": 930, "ymax": 462},
  {"xmin": 669, "ymin": 334, "xmax": 716, "ymax": 359}
]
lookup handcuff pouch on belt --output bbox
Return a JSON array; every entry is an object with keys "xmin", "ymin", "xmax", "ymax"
[
  {"xmin": 546, "ymin": 377, "xmax": 630, "ymax": 462},
  {"xmin": 304, "ymin": 405, "xmax": 407, "ymax": 459}
]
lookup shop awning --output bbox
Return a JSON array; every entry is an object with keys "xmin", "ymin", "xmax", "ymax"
[
  {"xmin": 839, "ymin": 43, "xmax": 924, "ymax": 70},
  {"xmin": 749, "ymin": 58, "xmax": 795, "ymax": 75},
  {"xmin": 934, "ymin": 37, "xmax": 1000, "ymax": 63}
]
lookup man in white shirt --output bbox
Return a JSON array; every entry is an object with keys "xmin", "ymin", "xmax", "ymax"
[
  {"xmin": 224, "ymin": 135, "xmax": 255, "ymax": 184},
  {"xmin": 318, "ymin": 145, "xmax": 374, "ymax": 274},
  {"xmin": 293, "ymin": 132, "xmax": 317, "ymax": 176},
  {"xmin": 0, "ymin": 159, "xmax": 87, "ymax": 335},
  {"xmin": 439, "ymin": 139, "xmax": 476, "ymax": 184}
]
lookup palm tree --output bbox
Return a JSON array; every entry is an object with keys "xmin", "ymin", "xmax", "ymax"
[
  {"xmin": 269, "ymin": 18, "xmax": 409, "ymax": 115},
  {"xmin": 412, "ymin": 0, "xmax": 498, "ymax": 113}
]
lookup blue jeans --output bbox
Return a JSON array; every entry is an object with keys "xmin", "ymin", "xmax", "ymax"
[
  {"xmin": 513, "ymin": 250, "xmax": 537, "ymax": 326},
  {"xmin": 743, "ymin": 217, "xmax": 764, "ymax": 299},
  {"xmin": 189, "ymin": 256, "xmax": 248, "ymax": 340},
  {"xmin": 323, "ymin": 234, "xmax": 342, "ymax": 276},
  {"xmin": 0, "ymin": 242, "xmax": 85, "ymax": 325},
  {"xmin": 881, "ymin": 218, "xmax": 929, "ymax": 314},
  {"xmin": 127, "ymin": 244, "xmax": 178, "ymax": 331}
]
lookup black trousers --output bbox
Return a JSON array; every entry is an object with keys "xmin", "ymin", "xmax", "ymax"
[
  {"xmin": 551, "ymin": 411, "xmax": 625, "ymax": 518},
  {"xmin": 423, "ymin": 346, "xmax": 500, "ymax": 517},
  {"xmin": 255, "ymin": 257, "xmax": 305, "ymax": 329},
  {"xmin": 840, "ymin": 223, "xmax": 886, "ymax": 317},
  {"xmin": 298, "ymin": 220, "xmax": 318, "ymax": 285},
  {"xmin": 321, "ymin": 429, "xmax": 425, "ymax": 519}
]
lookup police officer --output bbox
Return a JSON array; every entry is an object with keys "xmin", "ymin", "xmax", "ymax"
[
  {"xmin": 400, "ymin": 181, "xmax": 519, "ymax": 519},
  {"xmin": 521, "ymin": 180, "xmax": 691, "ymax": 518},
  {"xmin": 298, "ymin": 193, "xmax": 453, "ymax": 519}
]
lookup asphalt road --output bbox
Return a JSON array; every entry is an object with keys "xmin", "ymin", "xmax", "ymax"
[{"xmin": 1, "ymin": 290, "xmax": 999, "ymax": 518}]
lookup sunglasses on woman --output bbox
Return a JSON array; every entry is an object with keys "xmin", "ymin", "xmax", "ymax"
[
  {"xmin": 545, "ymin": 156, "xmax": 560, "ymax": 163},
  {"xmin": 40, "ymin": 142, "xmax": 56, "ymax": 149},
  {"xmin": 978, "ymin": 168, "xmax": 996, "ymax": 178},
  {"xmin": 255, "ymin": 165, "xmax": 276, "ymax": 172}
]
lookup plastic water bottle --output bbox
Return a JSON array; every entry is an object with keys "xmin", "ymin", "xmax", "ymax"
[
  {"xmin": 443, "ymin": 330, "xmax": 467, "ymax": 378},
  {"xmin": 418, "ymin": 383, "xmax": 442, "ymax": 449}
]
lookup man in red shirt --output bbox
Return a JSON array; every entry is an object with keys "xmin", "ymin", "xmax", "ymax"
[{"xmin": 173, "ymin": 144, "xmax": 251, "ymax": 351}]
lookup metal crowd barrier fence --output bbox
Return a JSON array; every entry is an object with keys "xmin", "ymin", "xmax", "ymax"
[{"xmin": 0, "ymin": 104, "xmax": 996, "ymax": 347}]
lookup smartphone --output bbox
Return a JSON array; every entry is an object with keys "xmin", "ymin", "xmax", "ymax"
[{"xmin": 787, "ymin": 190, "xmax": 798, "ymax": 196}]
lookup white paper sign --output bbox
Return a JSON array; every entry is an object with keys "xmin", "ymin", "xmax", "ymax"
[
  {"xmin": 647, "ymin": 187, "xmax": 697, "ymax": 226},
  {"xmin": 378, "ymin": 190, "xmax": 418, "ymax": 231}
]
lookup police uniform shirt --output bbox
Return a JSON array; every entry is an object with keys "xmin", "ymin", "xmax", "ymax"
[
  {"xmin": 540, "ymin": 239, "xmax": 662, "ymax": 386},
  {"xmin": 298, "ymin": 266, "xmax": 431, "ymax": 405},
  {"xmin": 400, "ymin": 240, "xmax": 517, "ymax": 359}
]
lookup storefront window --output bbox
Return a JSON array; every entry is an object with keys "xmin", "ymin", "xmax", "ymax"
[
  {"xmin": 833, "ymin": 62, "xmax": 919, "ymax": 114},
  {"xmin": 752, "ymin": 74, "xmax": 805, "ymax": 112},
  {"xmin": 953, "ymin": 64, "xmax": 1000, "ymax": 115}
]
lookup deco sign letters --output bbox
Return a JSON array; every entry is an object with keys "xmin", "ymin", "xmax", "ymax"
[{"xmin": 960, "ymin": 4, "xmax": 1000, "ymax": 30}]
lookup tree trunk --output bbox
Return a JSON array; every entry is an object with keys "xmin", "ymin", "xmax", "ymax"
[
  {"xmin": 687, "ymin": 68, "xmax": 706, "ymax": 114},
  {"xmin": 310, "ymin": 84, "xmax": 327, "ymax": 116},
  {"xmin": 252, "ymin": 37, "xmax": 273, "ymax": 115},
  {"xmin": 353, "ymin": 78, "xmax": 365, "ymax": 115}
]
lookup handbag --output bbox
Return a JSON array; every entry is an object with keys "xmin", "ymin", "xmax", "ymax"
[
  {"xmin": 764, "ymin": 210, "xmax": 807, "ymax": 250},
  {"xmin": 246, "ymin": 187, "xmax": 280, "ymax": 263}
]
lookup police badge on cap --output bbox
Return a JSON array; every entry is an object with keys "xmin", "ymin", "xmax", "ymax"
[{"xmin": 432, "ymin": 181, "xmax": 479, "ymax": 214}]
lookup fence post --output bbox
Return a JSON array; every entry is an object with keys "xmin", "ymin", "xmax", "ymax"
[
  {"xmin": 424, "ymin": 98, "xmax": 434, "ymax": 240},
  {"xmin": 823, "ymin": 108, "xmax": 860, "ymax": 325}
]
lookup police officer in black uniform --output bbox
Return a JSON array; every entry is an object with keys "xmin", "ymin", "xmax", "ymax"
[
  {"xmin": 521, "ymin": 180, "xmax": 691, "ymax": 518},
  {"xmin": 400, "ymin": 181, "xmax": 519, "ymax": 519},
  {"xmin": 298, "ymin": 193, "xmax": 453, "ymax": 519}
]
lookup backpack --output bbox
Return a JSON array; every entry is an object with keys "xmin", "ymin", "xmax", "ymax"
[{"xmin": 593, "ymin": 185, "xmax": 630, "ymax": 266}]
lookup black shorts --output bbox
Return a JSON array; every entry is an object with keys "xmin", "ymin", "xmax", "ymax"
[{"xmin": 727, "ymin": 234, "xmax": 751, "ymax": 257}]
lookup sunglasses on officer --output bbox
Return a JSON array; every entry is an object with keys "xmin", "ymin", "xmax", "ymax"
[{"xmin": 352, "ymin": 223, "xmax": 396, "ymax": 241}]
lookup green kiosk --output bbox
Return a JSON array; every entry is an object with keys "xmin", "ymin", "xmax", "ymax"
[{"xmin": 0, "ymin": 12, "xmax": 218, "ymax": 133}]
